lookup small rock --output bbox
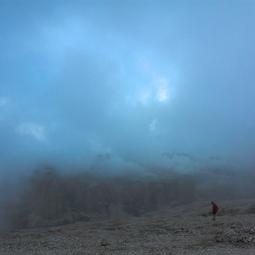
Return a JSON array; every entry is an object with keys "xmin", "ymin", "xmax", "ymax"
[{"xmin": 100, "ymin": 239, "xmax": 110, "ymax": 247}]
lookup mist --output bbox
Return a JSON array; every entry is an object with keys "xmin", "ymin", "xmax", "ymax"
[
  {"xmin": 1, "ymin": 1, "xmax": 255, "ymax": 232},
  {"xmin": 1, "ymin": 1, "xmax": 255, "ymax": 174}
]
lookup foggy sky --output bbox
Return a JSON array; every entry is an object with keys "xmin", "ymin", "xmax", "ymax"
[{"xmin": 1, "ymin": 0, "xmax": 255, "ymax": 174}]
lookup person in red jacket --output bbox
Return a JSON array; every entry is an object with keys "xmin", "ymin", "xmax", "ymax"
[{"xmin": 211, "ymin": 201, "xmax": 219, "ymax": 221}]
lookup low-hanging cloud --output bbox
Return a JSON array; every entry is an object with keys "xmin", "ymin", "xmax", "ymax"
[
  {"xmin": 0, "ymin": 0, "xmax": 255, "ymax": 175},
  {"xmin": 16, "ymin": 122, "xmax": 47, "ymax": 142}
]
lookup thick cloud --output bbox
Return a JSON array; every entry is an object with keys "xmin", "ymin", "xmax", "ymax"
[{"xmin": 0, "ymin": 0, "xmax": 255, "ymax": 174}]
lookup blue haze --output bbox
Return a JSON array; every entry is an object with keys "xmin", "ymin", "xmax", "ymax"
[{"xmin": 0, "ymin": 1, "xmax": 255, "ymax": 175}]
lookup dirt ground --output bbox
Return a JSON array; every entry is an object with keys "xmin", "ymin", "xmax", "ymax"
[{"xmin": 1, "ymin": 199, "xmax": 255, "ymax": 255}]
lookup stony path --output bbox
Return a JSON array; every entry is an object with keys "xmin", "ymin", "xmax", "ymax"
[{"xmin": 1, "ymin": 200, "xmax": 255, "ymax": 254}]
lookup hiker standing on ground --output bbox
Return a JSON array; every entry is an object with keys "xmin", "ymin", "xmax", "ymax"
[{"xmin": 211, "ymin": 201, "xmax": 219, "ymax": 221}]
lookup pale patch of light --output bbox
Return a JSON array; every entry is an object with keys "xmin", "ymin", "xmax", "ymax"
[
  {"xmin": 156, "ymin": 78, "xmax": 169, "ymax": 103},
  {"xmin": 16, "ymin": 122, "xmax": 47, "ymax": 142},
  {"xmin": 139, "ymin": 89, "xmax": 151, "ymax": 105},
  {"xmin": 88, "ymin": 137, "xmax": 112, "ymax": 154},
  {"xmin": 0, "ymin": 97, "xmax": 9, "ymax": 107},
  {"xmin": 136, "ymin": 56, "xmax": 151, "ymax": 73},
  {"xmin": 149, "ymin": 119, "xmax": 158, "ymax": 133}
]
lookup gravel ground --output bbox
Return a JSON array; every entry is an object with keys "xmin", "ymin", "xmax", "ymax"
[{"xmin": 1, "ymin": 200, "xmax": 255, "ymax": 254}]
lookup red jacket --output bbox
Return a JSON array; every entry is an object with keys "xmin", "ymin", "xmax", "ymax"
[{"xmin": 212, "ymin": 202, "xmax": 219, "ymax": 214}]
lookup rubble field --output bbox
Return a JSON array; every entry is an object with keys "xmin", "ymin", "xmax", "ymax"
[{"xmin": 1, "ymin": 199, "xmax": 255, "ymax": 255}]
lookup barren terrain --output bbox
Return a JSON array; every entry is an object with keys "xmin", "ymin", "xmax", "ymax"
[{"xmin": 1, "ymin": 200, "xmax": 255, "ymax": 255}]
